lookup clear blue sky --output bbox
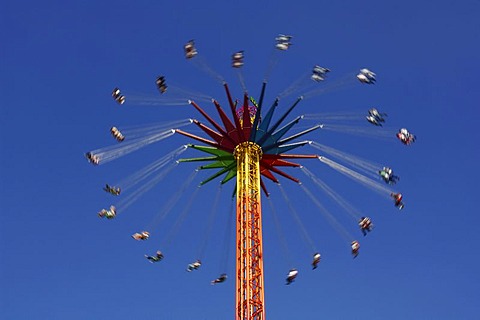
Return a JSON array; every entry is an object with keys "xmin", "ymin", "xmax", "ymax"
[{"xmin": 1, "ymin": 1, "xmax": 479, "ymax": 319}]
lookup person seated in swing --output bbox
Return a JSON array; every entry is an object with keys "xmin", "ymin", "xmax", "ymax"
[
  {"xmin": 312, "ymin": 252, "xmax": 321, "ymax": 269},
  {"xmin": 187, "ymin": 259, "xmax": 201, "ymax": 272},
  {"xmin": 358, "ymin": 217, "xmax": 373, "ymax": 236},
  {"xmin": 132, "ymin": 231, "xmax": 150, "ymax": 241},
  {"xmin": 85, "ymin": 152, "xmax": 100, "ymax": 165},
  {"xmin": 351, "ymin": 240, "xmax": 360, "ymax": 258},
  {"xmin": 286, "ymin": 268, "xmax": 298, "ymax": 285},
  {"xmin": 98, "ymin": 205, "xmax": 116, "ymax": 219},
  {"xmin": 391, "ymin": 192, "xmax": 405, "ymax": 210},
  {"xmin": 211, "ymin": 273, "xmax": 227, "ymax": 285},
  {"xmin": 104, "ymin": 184, "xmax": 121, "ymax": 195},
  {"xmin": 145, "ymin": 251, "xmax": 164, "ymax": 263}
]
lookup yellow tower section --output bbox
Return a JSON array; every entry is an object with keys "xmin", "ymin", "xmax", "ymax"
[{"xmin": 234, "ymin": 142, "xmax": 265, "ymax": 320}]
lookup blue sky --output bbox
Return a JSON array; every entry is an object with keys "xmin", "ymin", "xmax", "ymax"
[{"xmin": 1, "ymin": 1, "xmax": 479, "ymax": 319}]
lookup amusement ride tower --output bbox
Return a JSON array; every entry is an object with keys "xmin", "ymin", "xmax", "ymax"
[
  {"xmin": 88, "ymin": 38, "xmax": 400, "ymax": 320},
  {"xmin": 176, "ymin": 83, "xmax": 319, "ymax": 319}
]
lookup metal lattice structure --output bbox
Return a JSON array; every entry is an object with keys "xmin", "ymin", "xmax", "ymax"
[{"xmin": 234, "ymin": 142, "xmax": 265, "ymax": 319}]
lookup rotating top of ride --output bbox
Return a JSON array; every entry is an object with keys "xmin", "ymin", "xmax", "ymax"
[{"xmin": 176, "ymin": 82, "xmax": 319, "ymax": 195}]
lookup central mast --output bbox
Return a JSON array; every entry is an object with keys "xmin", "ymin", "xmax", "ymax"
[{"xmin": 234, "ymin": 142, "xmax": 265, "ymax": 320}]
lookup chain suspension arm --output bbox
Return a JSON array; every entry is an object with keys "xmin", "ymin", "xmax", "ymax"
[{"xmin": 234, "ymin": 142, "xmax": 265, "ymax": 320}]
